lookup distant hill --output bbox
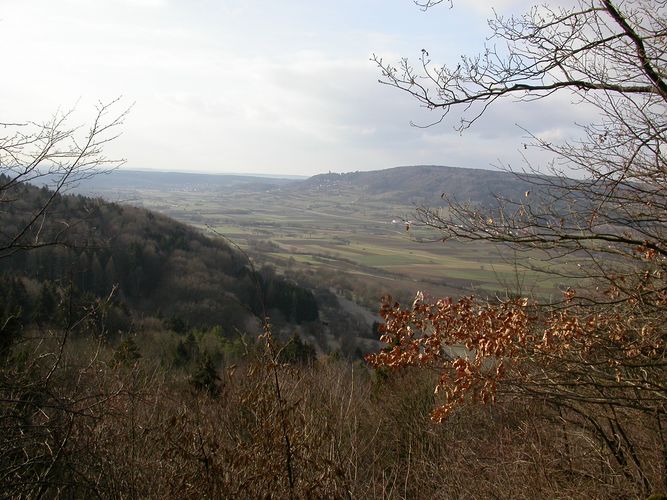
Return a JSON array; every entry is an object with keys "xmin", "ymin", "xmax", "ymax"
[
  {"xmin": 69, "ymin": 165, "xmax": 542, "ymax": 208},
  {"xmin": 69, "ymin": 169, "xmax": 297, "ymax": 196},
  {"xmin": 297, "ymin": 165, "xmax": 538, "ymax": 206}
]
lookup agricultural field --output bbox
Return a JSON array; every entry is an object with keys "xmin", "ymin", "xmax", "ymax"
[{"xmin": 79, "ymin": 170, "xmax": 563, "ymax": 309}]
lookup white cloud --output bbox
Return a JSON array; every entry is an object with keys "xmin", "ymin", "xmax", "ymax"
[{"xmin": 0, "ymin": 0, "xmax": 595, "ymax": 176}]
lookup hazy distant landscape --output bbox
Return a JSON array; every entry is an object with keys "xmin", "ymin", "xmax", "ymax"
[{"xmin": 74, "ymin": 165, "xmax": 559, "ymax": 309}]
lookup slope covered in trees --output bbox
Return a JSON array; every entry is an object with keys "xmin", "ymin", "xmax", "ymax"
[{"xmin": 0, "ymin": 175, "xmax": 319, "ymax": 337}]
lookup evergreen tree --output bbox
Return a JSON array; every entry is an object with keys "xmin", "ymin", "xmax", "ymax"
[
  {"xmin": 113, "ymin": 336, "xmax": 142, "ymax": 366},
  {"xmin": 190, "ymin": 354, "xmax": 221, "ymax": 396},
  {"xmin": 278, "ymin": 333, "xmax": 316, "ymax": 365}
]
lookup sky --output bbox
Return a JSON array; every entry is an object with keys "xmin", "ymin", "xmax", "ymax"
[{"xmin": 1, "ymin": 0, "xmax": 592, "ymax": 176}]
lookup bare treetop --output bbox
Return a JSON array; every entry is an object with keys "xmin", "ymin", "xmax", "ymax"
[
  {"xmin": 377, "ymin": 1, "xmax": 666, "ymax": 128},
  {"xmin": 374, "ymin": 1, "xmax": 666, "ymax": 302},
  {"xmin": 0, "ymin": 99, "xmax": 129, "ymax": 258}
]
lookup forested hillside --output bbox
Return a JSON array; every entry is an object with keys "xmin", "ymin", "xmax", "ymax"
[{"xmin": 0, "ymin": 175, "xmax": 319, "ymax": 336}]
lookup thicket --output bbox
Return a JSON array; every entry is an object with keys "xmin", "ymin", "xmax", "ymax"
[{"xmin": 2, "ymin": 323, "xmax": 655, "ymax": 498}]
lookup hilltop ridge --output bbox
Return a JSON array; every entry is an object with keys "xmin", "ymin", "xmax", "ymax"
[{"xmin": 298, "ymin": 165, "xmax": 537, "ymax": 206}]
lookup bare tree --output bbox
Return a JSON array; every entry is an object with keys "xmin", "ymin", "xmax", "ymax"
[
  {"xmin": 371, "ymin": 0, "xmax": 666, "ymax": 318},
  {"xmin": 369, "ymin": 1, "xmax": 667, "ymax": 492},
  {"xmin": 0, "ymin": 99, "xmax": 128, "ymax": 258},
  {"xmin": 373, "ymin": 1, "xmax": 665, "ymax": 280}
]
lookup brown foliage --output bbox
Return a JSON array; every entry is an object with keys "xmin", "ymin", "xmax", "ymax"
[
  {"xmin": 367, "ymin": 287, "xmax": 666, "ymax": 420},
  {"xmin": 2, "ymin": 326, "xmax": 664, "ymax": 497},
  {"xmin": 366, "ymin": 286, "xmax": 666, "ymax": 492}
]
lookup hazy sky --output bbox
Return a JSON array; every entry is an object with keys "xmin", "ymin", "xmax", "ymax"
[{"xmin": 1, "ymin": 0, "xmax": 592, "ymax": 176}]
